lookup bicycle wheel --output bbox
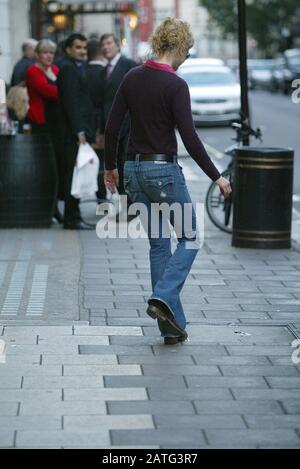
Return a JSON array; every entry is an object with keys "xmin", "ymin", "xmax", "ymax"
[{"xmin": 205, "ymin": 166, "xmax": 234, "ymax": 234}]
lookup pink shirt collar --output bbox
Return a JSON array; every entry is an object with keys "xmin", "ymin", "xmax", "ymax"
[{"xmin": 144, "ymin": 59, "xmax": 176, "ymax": 74}]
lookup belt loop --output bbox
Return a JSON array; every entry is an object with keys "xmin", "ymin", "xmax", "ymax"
[{"xmin": 136, "ymin": 153, "xmax": 140, "ymax": 164}]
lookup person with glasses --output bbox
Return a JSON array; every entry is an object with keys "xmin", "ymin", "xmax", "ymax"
[{"xmin": 104, "ymin": 18, "xmax": 231, "ymax": 345}]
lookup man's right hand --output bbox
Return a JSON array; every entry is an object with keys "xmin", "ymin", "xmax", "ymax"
[{"xmin": 215, "ymin": 176, "xmax": 232, "ymax": 199}]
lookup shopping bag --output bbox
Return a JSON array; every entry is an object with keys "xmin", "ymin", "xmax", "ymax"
[
  {"xmin": 71, "ymin": 143, "xmax": 99, "ymax": 199},
  {"xmin": 106, "ymin": 188, "xmax": 122, "ymax": 217}
]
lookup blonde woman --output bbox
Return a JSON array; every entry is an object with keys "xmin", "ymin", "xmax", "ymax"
[
  {"xmin": 104, "ymin": 18, "xmax": 231, "ymax": 344},
  {"xmin": 26, "ymin": 39, "xmax": 64, "ymax": 219}
]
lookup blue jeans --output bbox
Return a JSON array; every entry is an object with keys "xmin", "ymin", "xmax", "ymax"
[{"xmin": 124, "ymin": 156, "xmax": 200, "ymax": 337}]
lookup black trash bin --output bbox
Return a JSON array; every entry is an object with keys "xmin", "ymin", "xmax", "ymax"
[
  {"xmin": 0, "ymin": 134, "xmax": 58, "ymax": 228},
  {"xmin": 232, "ymin": 147, "xmax": 294, "ymax": 249}
]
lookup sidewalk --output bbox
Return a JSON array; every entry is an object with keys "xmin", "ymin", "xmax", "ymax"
[{"xmin": 0, "ymin": 155, "xmax": 300, "ymax": 449}]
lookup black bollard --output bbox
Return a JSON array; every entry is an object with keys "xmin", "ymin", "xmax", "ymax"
[
  {"xmin": 232, "ymin": 147, "xmax": 294, "ymax": 249},
  {"xmin": 0, "ymin": 134, "xmax": 58, "ymax": 228}
]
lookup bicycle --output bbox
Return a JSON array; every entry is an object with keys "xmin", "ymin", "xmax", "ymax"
[{"xmin": 205, "ymin": 116, "xmax": 262, "ymax": 233}]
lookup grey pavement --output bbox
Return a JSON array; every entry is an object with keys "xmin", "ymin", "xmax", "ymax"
[{"xmin": 0, "ymin": 147, "xmax": 300, "ymax": 449}]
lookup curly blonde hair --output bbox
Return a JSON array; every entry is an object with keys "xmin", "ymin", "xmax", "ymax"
[{"xmin": 150, "ymin": 17, "xmax": 194, "ymax": 57}]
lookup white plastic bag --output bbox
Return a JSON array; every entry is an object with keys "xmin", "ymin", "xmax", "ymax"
[
  {"xmin": 106, "ymin": 188, "xmax": 122, "ymax": 218},
  {"xmin": 71, "ymin": 143, "xmax": 99, "ymax": 199}
]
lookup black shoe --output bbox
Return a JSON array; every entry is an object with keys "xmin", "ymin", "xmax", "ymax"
[
  {"xmin": 63, "ymin": 221, "xmax": 95, "ymax": 230},
  {"xmin": 164, "ymin": 335, "xmax": 188, "ymax": 345},
  {"xmin": 146, "ymin": 299, "xmax": 188, "ymax": 339}
]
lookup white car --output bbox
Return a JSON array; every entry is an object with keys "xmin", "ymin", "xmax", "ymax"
[
  {"xmin": 177, "ymin": 65, "xmax": 241, "ymax": 125},
  {"xmin": 183, "ymin": 58, "xmax": 225, "ymax": 67}
]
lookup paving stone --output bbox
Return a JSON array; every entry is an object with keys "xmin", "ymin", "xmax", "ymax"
[
  {"xmin": 281, "ymin": 400, "xmax": 300, "ymax": 414},
  {"xmin": 186, "ymin": 376, "xmax": 267, "ymax": 388},
  {"xmin": 64, "ymin": 388, "xmax": 147, "ymax": 401},
  {"xmin": 6, "ymin": 345, "xmax": 79, "ymax": 355},
  {"xmin": 107, "ymin": 400, "xmax": 195, "ymax": 415},
  {"xmin": 0, "ymin": 416, "xmax": 61, "ymax": 431},
  {"xmin": 0, "ymin": 376, "xmax": 22, "ymax": 388},
  {"xmin": 192, "ymin": 355, "xmax": 270, "ymax": 365},
  {"xmin": 118, "ymin": 355, "xmax": 194, "ymax": 365},
  {"xmin": 4, "ymin": 354, "xmax": 43, "ymax": 366},
  {"xmin": 244, "ymin": 415, "xmax": 300, "ymax": 429},
  {"xmin": 193, "ymin": 400, "xmax": 284, "ymax": 415},
  {"xmin": 220, "ymin": 365, "xmax": 300, "ymax": 377},
  {"xmin": 19, "ymin": 400, "xmax": 106, "ymax": 416},
  {"xmin": 111, "ymin": 428, "xmax": 206, "ymax": 447},
  {"xmin": 232, "ymin": 389, "xmax": 300, "ymax": 400},
  {"xmin": 0, "ymin": 365, "xmax": 62, "ymax": 376},
  {"xmin": 3, "ymin": 326, "xmax": 73, "ymax": 336},
  {"xmin": 1, "ymin": 336, "xmax": 38, "ymax": 345},
  {"xmin": 0, "ymin": 389, "xmax": 61, "ymax": 402},
  {"xmin": 102, "ymin": 310, "xmax": 140, "ymax": 317},
  {"xmin": 89, "ymin": 319, "xmax": 108, "ymax": 326},
  {"xmin": 148, "ymin": 387, "xmax": 233, "ymax": 401},
  {"xmin": 22, "ymin": 375, "xmax": 104, "ymax": 389},
  {"xmin": 227, "ymin": 346, "xmax": 292, "ymax": 356},
  {"xmin": 266, "ymin": 377, "xmax": 300, "ymax": 388},
  {"xmin": 110, "ymin": 336, "xmax": 166, "ymax": 346},
  {"xmin": 184, "ymin": 325, "xmax": 292, "ymax": 344},
  {"xmin": 0, "ymin": 402, "xmax": 19, "ymax": 416},
  {"xmin": 0, "ymin": 430, "xmax": 14, "ymax": 448},
  {"xmin": 15, "ymin": 430, "xmax": 110, "ymax": 448},
  {"xmin": 79, "ymin": 345, "xmax": 153, "ymax": 355},
  {"xmin": 42, "ymin": 354, "xmax": 118, "ymax": 365},
  {"xmin": 153, "ymin": 344, "xmax": 228, "ymax": 356},
  {"xmin": 74, "ymin": 326, "xmax": 143, "ymax": 336},
  {"xmin": 268, "ymin": 357, "xmax": 300, "ymax": 366},
  {"xmin": 64, "ymin": 414, "xmax": 154, "ymax": 430},
  {"xmin": 104, "ymin": 375, "xmax": 186, "ymax": 388},
  {"xmin": 142, "ymin": 364, "xmax": 220, "ymax": 376},
  {"xmin": 205, "ymin": 429, "xmax": 300, "ymax": 447},
  {"xmin": 64, "ymin": 364, "xmax": 142, "ymax": 376},
  {"xmin": 154, "ymin": 414, "xmax": 246, "ymax": 429}
]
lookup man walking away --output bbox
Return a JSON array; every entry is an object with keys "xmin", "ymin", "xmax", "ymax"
[{"xmin": 57, "ymin": 33, "xmax": 97, "ymax": 230}]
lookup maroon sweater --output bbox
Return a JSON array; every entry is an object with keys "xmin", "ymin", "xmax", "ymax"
[{"xmin": 104, "ymin": 60, "xmax": 221, "ymax": 182}]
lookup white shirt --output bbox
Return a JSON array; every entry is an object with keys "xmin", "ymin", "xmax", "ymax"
[
  {"xmin": 89, "ymin": 59, "xmax": 107, "ymax": 67},
  {"xmin": 108, "ymin": 52, "xmax": 121, "ymax": 70}
]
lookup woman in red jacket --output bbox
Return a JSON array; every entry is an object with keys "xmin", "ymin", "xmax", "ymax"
[{"xmin": 26, "ymin": 39, "xmax": 64, "ymax": 222}]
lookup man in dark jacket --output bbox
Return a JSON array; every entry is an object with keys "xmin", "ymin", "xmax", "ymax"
[
  {"xmin": 57, "ymin": 33, "xmax": 97, "ymax": 230},
  {"xmin": 86, "ymin": 40, "xmax": 107, "ymax": 201},
  {"xmin": 11, "ymin": 39, "xmax": 38, "ymax": 86},
  {"xmin": 98, "ymin": 34, "xmax": 137, "ymax": 217},
  {"xmin": 86, "ymin": 40, "xmax": 106, "ymax": 106}
]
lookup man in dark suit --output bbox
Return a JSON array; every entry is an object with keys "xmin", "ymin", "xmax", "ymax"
[
  {"xmin": 11, "ymin": 39, "xmax": 37, "ymax": 86},
  {"xmin": 98, "ymin": 34, "xmax": 137, "ymax": 216},
  {"xmin": 86, "ymin": 40, "xmax": 107, "ymax": 106},
  {"xmin": 58, "ymin": 33, "xmax": 97, "ymax": 230},
  {"xmin": 86, "ymin": 40, "xmax": 107, "ymax": 201}
]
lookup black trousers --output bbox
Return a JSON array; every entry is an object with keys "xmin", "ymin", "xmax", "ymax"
[{"xmin": 64, "ymin": 140, "xmax": 80, "ymax": 224}]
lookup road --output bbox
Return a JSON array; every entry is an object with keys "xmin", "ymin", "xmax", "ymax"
[{"xmin": 198, "ymin": 90, "xmax": 300, "ymax": 214}]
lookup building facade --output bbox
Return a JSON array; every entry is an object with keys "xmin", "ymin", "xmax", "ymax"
[{"xmin": 0, "ymin": 0, "xmax": 31, "ymax": 83}]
